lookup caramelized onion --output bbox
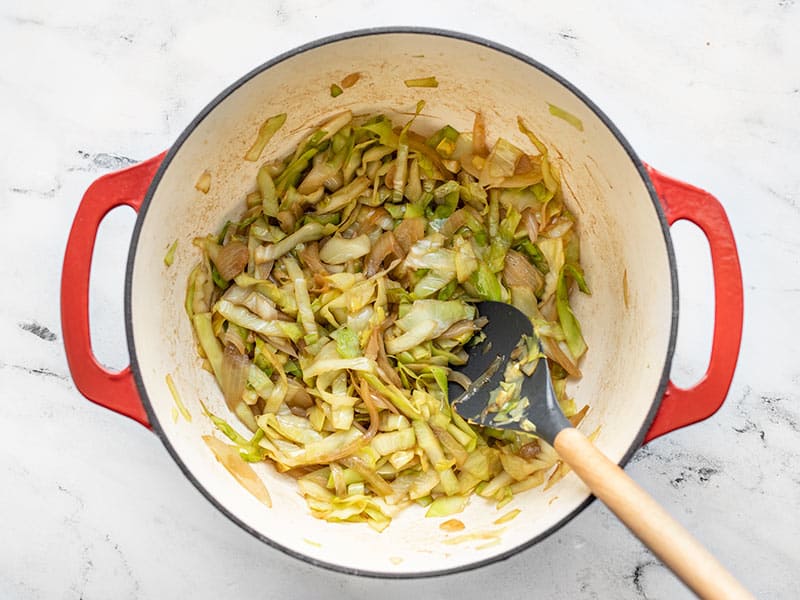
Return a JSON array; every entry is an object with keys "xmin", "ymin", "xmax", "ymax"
[
  {"xmin": 220, "ymin": 343, "xmax": 250, "ymax": 411},
  {"xmin": 440, "ymin": 206, "xmax": 481, "ymax": 238},
  {"xmin": 214, "ymin": 240, "xmax": 249, "ymax": 280},
  {"xmin": 222, "ymin": 326, "xmax": 246, "ymax": 355},
  {"xmin": 365, "ymin": 231, "xmax": 403, "ymax": 277},
  {"xmin": 393, "ymin": 216, "xmax": 425, "ymax": 254},
  {"xmin": 299, "ymin": 241, "xmax": 327, "ymax": 275},
  {"xmin": 276, "ymin": 210, "xmax": 296, "ymax": 233},
  {"xmin": 262, "ymin": 335, "xmax": 298, "ymax": 358},
  {"xmin": 522, "ymin": 208, "xmax": 539, "ymax": 243},
  {"xmin": 447, "ymin": 369, "xmax": 473, "ymax": 392},
  {"xmin": 541, "ymin": 336, "xmax": 581, "ymax": 378},
  {"xmin": 503, "ymin": 249, "xmax": 544, "ymax": 293},
  {"xmin": 286, "ymin": 380, "xmax": 314, "ymax": 409},
  {"xmin": 439, "ymin": 316, "xmax": 488, "ymax": 340},
  {"xmin": 357, "ymin": 206, "xmax": 393, "ymax": 236}
]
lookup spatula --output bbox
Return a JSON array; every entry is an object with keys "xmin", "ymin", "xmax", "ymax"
[{"xmin": 449, "ymin": 301, "xmax": 752, "ymax": 600}]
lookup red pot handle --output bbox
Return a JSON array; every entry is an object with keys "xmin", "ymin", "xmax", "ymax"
[
  {"xmin": 61, "ymin": 152, "xmax": 166, "ymax": 428},
  {"xmin": 643, "ymin": 166, "xmax": 744, "ymax": 442}
]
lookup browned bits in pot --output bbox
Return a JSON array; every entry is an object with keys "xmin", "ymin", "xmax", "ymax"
[{"xmin": 340, "ymin": 72, "xmax": 361, "ymax": 88}]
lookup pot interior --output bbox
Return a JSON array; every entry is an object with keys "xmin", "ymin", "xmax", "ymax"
[{"xmin": 128, "ymin": 31, "xmax": 675, "ymax": 575}]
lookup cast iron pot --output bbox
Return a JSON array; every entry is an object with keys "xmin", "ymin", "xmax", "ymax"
[{"xmin": 61, "ymin": 28, "xmax": 744, "ymax": 578}]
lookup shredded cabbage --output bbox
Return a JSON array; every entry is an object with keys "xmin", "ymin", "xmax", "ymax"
[{"xmin": 187, "ymin": 109, "xmax": 591, "ymax": 529}]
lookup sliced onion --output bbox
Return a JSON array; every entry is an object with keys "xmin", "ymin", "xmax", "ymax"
[
  {"xmin": 298, "ymin": 160, "xmax": 338, "ymax": 195},
  {"xmin": 439, "ymin": 317, "xmax": 487, "ymax": 340},
  {"xmin": 440, "ymin": 206, "xmax": 481, "ymax": 238},
  {"xmin": 286, "ymin": 380, "xmax": 314, "ymax": 409},
  {"xmin": 357, "ymin": 206, "xmax": 393, "ymax": 236},
  {"xmin": 365, "ymin": 325, "xmax": 402, "ymax": 387},
  {"xmin": 299, "ymin": 241, "xmax": 327, "ymax": 275},
  {"xmin": 544, "ymin": 217, "xmax": 574, "ymax": 239},
  {"xmin": 214, "ymin": 241, "xmax": 249, "ymax": 280},
  {"xmin": 203, "ymin": 435, "xmax": 271, "ymax": 506},
  {"xmin": 323, "ymin": 171, "xmax": 343, "ymax": 192},
  {"xmin": 503, "ymin": 249, "xmax": 544, "ymax": 293},
  {"xmin": 365, "ymin": 231, "xmax": 403, "ymax": 277},
  {"xmin": 220, "ymin": 344, "xmax": 251, "ymax": 412},
  {"xmin": 276, "ymin": 210, "xmax": 296, "ymax": 233},
  {"xmin": 447, "ymin": 369, "xmax": 473, "ymax": 392},
  {"xmin": 440, "ymin": 209, "xmax": 468, "ymax": 238},
  {"xmin": 222, "ymin": 326, "xmax": 246, "ymax": 355},
  {"xmin": 522, "ymin": 208, "xmax": 539, "ymax": 244},
  {"xmin": 541, "ymin": 336, "xmax": 581, "ymax": 378},
  {"xmin": 393, "ymin": 216, "xmax": 425, "ymax": 254},
  {"xmin": 262, "ymin": 335, "xmax": 298, "ymax": 358},
  {"xmin": 241, "ymin": 291, "xmax": 281, "ymax": 322}
]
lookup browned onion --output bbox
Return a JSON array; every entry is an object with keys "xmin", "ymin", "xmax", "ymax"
[
  {"xmin": 357, "ymin": 206, "xmax": 393, "ymax": 236},
  {"xmin": 503, "ymin": 249, "xmax": 544, "ymax": 293},
  {"xmin": 439, "ymin": 316, "xmax": 488, "ymax": 340},
  {"xmin": 276, "ymin": 210, "xmax": 296, "ymax": 233},
  {"xmin": 298, "ymin": 156, "xmax": 338, "ymax": 194},
  {"xmin": 365, "ymin": 322, "xmax": 403, "ymax": 388},
  {"xmin": 393, "ymin": 216, "xmax": 425, "ymax": 254},
  {"xmin": 222, "ymin": 326, "xmax": 246, "ymax": 355},
  {"xmin": 365, "ymin": 231, "xmax": 403, "ymax": 277},
  {"xmin": 286, "ymin": 381, "xmax": 314, "ymax": 409},
  {"xmin": 522, "ymin": 208, "xmax": 539, "ymax": 243},
  {"xmin": 541, "ymin": 337, "xmax": 581, "ymax": 378},
  {"xmin": 220, "ymin": 343, "xmax": 250, "ymax": 412},
  {"xmin": 447, "ymin": 369, "xmax": 473, "ymax": 392},
  {"xmin": 514, "ymin": 153, "xmax": 535, "ymax": 175},
  {"xmin": 214, "ymin": 240, "xmax": 249, "ymax": 280},
  {"xmin": 262, "ymin": 335, "xmax": 298, "ymax": 358}
]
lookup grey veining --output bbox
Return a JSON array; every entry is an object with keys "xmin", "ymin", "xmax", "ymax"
[{"xmin": 1, "ymin": 0, "xmax": 799, "ymax": 598}]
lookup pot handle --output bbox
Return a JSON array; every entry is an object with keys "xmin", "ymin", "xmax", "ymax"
[
  {"xmin": 61, "ymin": 152, "xmax": 166, "ymax": 428},
  {"xmin": 643, "ymin": 166, "xmax": 744, "ymax": 442}
]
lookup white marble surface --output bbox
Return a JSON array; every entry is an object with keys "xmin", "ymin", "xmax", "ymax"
[{"xmin": 2, "ymin": 0, "xmax": 798, "ymax": 597}]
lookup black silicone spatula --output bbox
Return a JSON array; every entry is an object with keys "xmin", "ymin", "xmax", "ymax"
[{"xmin": 448, "ymin": 301, "xmax": 752, "ymax": 600}]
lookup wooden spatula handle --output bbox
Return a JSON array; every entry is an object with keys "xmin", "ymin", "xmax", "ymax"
[{"xmin": 553, "ymin": 427, "xmax": 753, "ymax": 599}]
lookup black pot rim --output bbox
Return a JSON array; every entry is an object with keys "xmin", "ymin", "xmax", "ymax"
[{"xmin": 124, "ymin": 26, "xmax": 679, "ymax": 580}]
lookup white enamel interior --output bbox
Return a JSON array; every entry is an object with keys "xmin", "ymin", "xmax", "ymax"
[{"xmin": 129, "ymin": 32, "xmax": 674, "ymax": 575}]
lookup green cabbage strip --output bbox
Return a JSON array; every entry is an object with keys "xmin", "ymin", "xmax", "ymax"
[
  {"xmin": 556, "ymin": 264, "xmax": 591, "ymax": 359},
  {"xmin": 244, "ymin": 113, "xmax": 286, "ymax": 162}
]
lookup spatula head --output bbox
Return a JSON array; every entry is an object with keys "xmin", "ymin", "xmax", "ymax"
[{"xmin": 449, "ymin": 301, "xmax": 571, "ymax": 445}]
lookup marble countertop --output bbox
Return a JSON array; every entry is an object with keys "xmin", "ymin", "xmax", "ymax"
[{"xmin": 2, "ymin": 1, "xmax": 798, "ymax": 597}]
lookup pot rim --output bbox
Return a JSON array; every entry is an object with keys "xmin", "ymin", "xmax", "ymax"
[{"xmin": 124, "ymin": 26, "xmax": 679, "ymax": 579}]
